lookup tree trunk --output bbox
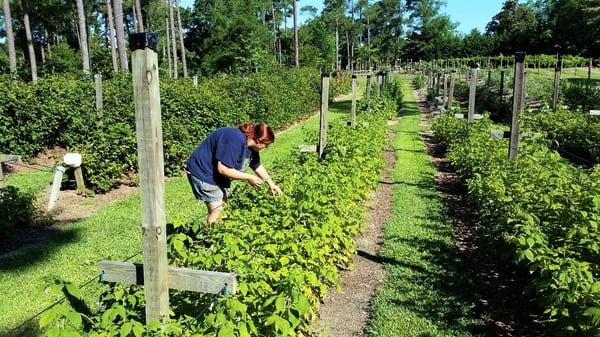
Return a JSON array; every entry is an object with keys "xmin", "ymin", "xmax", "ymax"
[
  {"xmin": 113, "ymin": 0, "xmax": 128, "ymax": 72},
  {"xmin": 23, "ymin": 12, "xmax": 37, "ymax": 82},
  {"xmin": 45, "ymin": 29, "xmax": 51, "ymax": 57},
  {"xmin": 292, "ymin": 0, "xmax": 298, "ymax": 67},
  {"xmin": 106, "ymin": 0, "xmax": 119, "ymax": 72},
  {"xmin": 346, "ymin": 30, "xmax": 350, "ymax": 70},
  {"xmin": 2, "ymin": 0, "xmax": 17, "ymax": 74},
  {"xmin": 132, "ymin": 3, "xmax": 138, "ymax": 32},
  {"xmin": 335, "ymin": 19, "xmax": 339, "ymax": 71},
  {"xmin": 176, "ymin": 0, "xmax": 187, "ymax": 77},
  {"xmin": 76, "ymin": 0, "xmax": 91, "ymax": 73},
  {"xmin": 165, "ymin": 17, "xmax": 173, "ymax": 77},
  {"xmin": 135, "ymin": 0, "xmax": 144, "ymax": 32},
  {"xmin": 40, "ymin": 44, "xmax": 45, "ymax": 63},
  {"xmin": 168, "ymin": 0, "xmax": 178, "ymax": 78},
  {"xmin": 272, "ymin": 2, "xmax": 277, "ymax": 59}
]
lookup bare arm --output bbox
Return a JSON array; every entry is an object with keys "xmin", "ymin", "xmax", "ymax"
[
  {"xmin": 254, "ymin": 165, "xmax": 283, "ymax": 195},
  {"xmin": 217, "ymin": 161, "xmax": 262, "ymax": 187}
]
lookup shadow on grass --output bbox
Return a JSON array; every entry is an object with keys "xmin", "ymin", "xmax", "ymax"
[
  {"xmin": 564, "ymin": 78, "xmax": 600, "ymax": 86},
  {"xmin": 1, "ymin": 318, "xmax": 41, "ymax": 337},
  {"xmin": 329, "ymin": 99, "xmax": 352, "ymax": 113},
  {"xmin": 0, "ymin": 226, "xmax": 82, "ymax": 272}
]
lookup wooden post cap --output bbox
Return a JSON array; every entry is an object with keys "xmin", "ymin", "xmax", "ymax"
[
  {"xmin": 129, "ymin": 32, "xmax": 159, "ymax": 52},
  {"xmin": 366, "ymin": 74, "xmax": 371, "ymax": 78},
  {"xmin": 321, "ymin": 71, "xmax": 330, "ymax": 78}
]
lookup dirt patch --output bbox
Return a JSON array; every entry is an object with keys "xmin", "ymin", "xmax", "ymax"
[
  {"xmin": 418, "ymin": 89, "xmax": 545, "ymax": 336},
  {"xmin": 313, "ymin": 131, "xmax": 396, "ymax": 337}
]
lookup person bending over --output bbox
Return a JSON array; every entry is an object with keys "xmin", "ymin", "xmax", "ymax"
[{"xmin": 186, "ymin": 123, "xmax": 283, "ymax": 224}]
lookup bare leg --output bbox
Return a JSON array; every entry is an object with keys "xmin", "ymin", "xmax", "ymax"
[{"xmin": 206, "ymin": 200, "xmax": 225, "ymax": 224}]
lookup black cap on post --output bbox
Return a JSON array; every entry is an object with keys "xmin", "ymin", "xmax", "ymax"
[
  {"xmin": 469, "ymin": 61, "xmax": 479, "ymax": 69},
  {"xmin": 352, "ymin": 74, "xmax": 357, "ymax": 79},
  {"xmin": 321, "ymin": 71, "xmax": 330, "ymax": 78},
  {"xmin": 515, "ymin": 51, "xmax": 526, "ymax": 63},
  {"xmin": 129, "ymin": 32, "xmax": 159, "ymax": 52},
  {"xmin": 367, "ymin": 74, "xmax": 371, "ymax": 78}
]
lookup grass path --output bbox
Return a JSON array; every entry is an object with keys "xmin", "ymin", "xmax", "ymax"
[
  {"xmin": 367, "ymin": 76, "xmax": 486, "ymax": 336},
  {"xmin": 0, "ymin": 82, "xmax": 364, "ymax": 335}
]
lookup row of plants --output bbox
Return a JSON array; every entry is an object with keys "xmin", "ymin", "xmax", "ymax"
[
  {"xmin": 442, "ymin": 72, "xmax": 600, "ymax": 164},
  {"xmin": 431, "ymin": 115, "xmax": 600, "ymax": 336},
  {"xmin": 425, "ymin": 54, "xmax": 593, "ymax": 71},
  {"xmin": 0, "ymin": 68, "xmax": 351, "ymax": 192},
  {"xmin": 38, "ymin": 81, "xmax": 401, "ymax": 336}
]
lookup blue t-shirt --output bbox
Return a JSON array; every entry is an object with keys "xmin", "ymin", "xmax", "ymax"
[{"xmin": 186, "ymin": 127, "xmax": 261, "ymax": 188}]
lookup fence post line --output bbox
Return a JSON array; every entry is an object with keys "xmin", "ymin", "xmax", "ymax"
[
  {"xmin": 318, "ymin": 71, "xmax": 330, "ymax": 159},
  {"xmin": 95, "ymin": 74, "xmax": 103, "ymax": 118},
  {"xmin": 447, "ymin": 70, "xmax": 455, "ymax": 111},
  {"xmin": 552, "ymin": 54, "xmax": 562, "ymax": 110},
  {"xmin": 351, "ymin": 74, "xmax": 357, "ymax": 126},
  {"xmin": 366, "ymin": 74, "xmax": 371, "ymax": 113},
  {"xmin": 468, "ymin": 64, "xmax": 479, "ymax": 123},
  {"xmin": 509, "ymin": 52, "xmax": 526, "ymax": 159},
  {"xmin": 129, "ymin": 32, "xmax": 169, "ymax": 324},
  {"xmin": 499, "ymin": 70, "xmax": 505, "ymax": 100},
  {"xmin": 443, "ymin": 72, "xmax": 448, "ymax": 106}
]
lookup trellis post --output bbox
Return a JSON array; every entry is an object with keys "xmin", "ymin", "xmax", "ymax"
[
  {"xmin": 447, "ymin": 70, "xmax": 455, "ymax": 111},
  {"xmin": 468, "ymin": 64, "xmax": 479, "ymax": 123},
  {"xmin": 318, "ymin": 71, "xmax": 330, "ymax": 158},
  {"xmin": 443, "ymin": 72, "xmax": 448, "ymax": 106},
  {"xmin": 193, "ymin": 75, "xmax": 198, "ymax": 87},
  {"xmin": 130, "ymin": 32, "xmax": 169, "ymax": 323},
  {"xmin": 95, "ymin": 74, "xmax": 103, "ymax": 118},
  {"xmin": 366, "ymin": 74, "xmax": 372, "ymax": 113},
  {"xmin": 499, "ymin": 70, "xmax": 505, "ymax": 100},
  {"xmin": 351, "ymin": 74, "xmax": 357, "ymax": 126},
  {"xmin": 509, "ymin": 52, "xmax": 526, "ymax": 159},
  {"xmin": 552, "ymin": 54, "xmax": 562, "ymax": 110}
]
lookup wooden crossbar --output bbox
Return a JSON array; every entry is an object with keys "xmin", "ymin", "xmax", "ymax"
[{"xmin": 99, "ymin": 261, "xmax": 237, "ymax": 295}]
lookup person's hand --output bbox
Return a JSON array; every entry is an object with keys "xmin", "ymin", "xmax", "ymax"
[
  {"xmin": 247, "ymin": 175, "xmax": 263, "ymax": 187},
  {"xmin": 269, "ymin": 183, "xmax": 283, "ymax": 196}
]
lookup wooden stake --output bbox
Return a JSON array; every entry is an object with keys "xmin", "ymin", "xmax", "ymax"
[
  {"xmin": 366, "ymin": 74, "xmax": 371, "ymax": 113},
  {"xmin": 130, "ymin": 32, "xmax": 169, "ymax": 324},
  {"xmin": 318, "ymin": 72, "xmax": 330, "ymax": 158},
  {"xmin": 95, "ymin": 74, "xmax": 103, "ymax": 117},
  {"xmin": 499, "ymin": 70, "xmax": 505, "ymax": 99},
  {"xmin": 48, "ymin": 165, "xmax": 65, "ymax": 212},
  {"xmin": 193, "ymin": 75, "xmax": 198, "ymax": 87},
  {"xmin": 468, "ymin": 65, "xmax": 479, "ymax": 123},
  {"xmin": 74, "ymin": 167, "xmax": 85, "ymax": 192},
  {"xmin": 443, "ymin": 73, "xmax": 448, "ymax": 106},
  {"xmin": 552, "ymin": 55, "xmax": 562, "ymax": 110},
  {"xmin": 351, "ymin": 74, "xmax": 357, "ymax": 126},
  {"xmin": 509, "ymin": 52, "xmax": 526, "ymax": 159},
  {"xmin": 447, "ymin": 71, "xmax": 455, "ymax": 110}
]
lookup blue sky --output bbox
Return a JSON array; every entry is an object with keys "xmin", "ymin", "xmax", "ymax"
[{"xmin": 179, "ymin": 0, "xmax": 509, "ymax": 34}]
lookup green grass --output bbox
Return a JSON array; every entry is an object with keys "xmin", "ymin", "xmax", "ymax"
[
  {"xmin": 367, "ymin": 75, "xmax": 486, "ymax": 336},
  {"xmin": 0, "ymin": 92, "xmax": 356, "ymax": 336},
  {"xmin": 5, "ymin": 169, "xmax": 53, "ymax": 195}
]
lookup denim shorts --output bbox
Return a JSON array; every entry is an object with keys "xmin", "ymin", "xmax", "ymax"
[{"xmin": 186, "ymin": 172, "xmax": 229, "ymax": 203}]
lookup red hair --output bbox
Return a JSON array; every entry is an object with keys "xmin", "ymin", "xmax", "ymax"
[{"xmin": 238, "ymin": 123, "xmax": 275, "ymax": 145}]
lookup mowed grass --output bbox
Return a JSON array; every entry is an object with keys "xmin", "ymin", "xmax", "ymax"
[
  {"xmin": 0, "ymin": 84, "xmax": 361, "ymax": 336},
  {"xmin": 367, "ymin": 75, "xmax": 486, "ymax": 336}
]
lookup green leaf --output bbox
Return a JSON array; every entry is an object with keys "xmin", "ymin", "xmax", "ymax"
[
  {"xmin": 39, "ymin": 308, "xmax": 58, "ymax": 328},
  {"xmin": 275, "ymin": 296, "xmax": 286, "ymax": 312},
  {"xmin": 120, "ymin": 322, "xmax": 132, "ymax": 337},
  {"xmin": 65, "ymin": 284, "xmax": 82, "ymax": 299},
  {"xmin": 523, "ymin": 249, "xmax": 535, "ymax": 262}
]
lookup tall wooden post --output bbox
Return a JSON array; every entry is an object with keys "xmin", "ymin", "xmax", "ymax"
[
  {"xmin": 552, "ymin": 54, "xmax": 562, "ymax": 110},
  {"xmin": 351, "ymin": 74, "xmax": 357, "ymax": 126},
  {"xmin": 509, "ymin": 52, "xmax": 526, "ymax": 159},
  {"xmin": 376, "ymin": 72, "xmax": 381, "ymax": 96},
  {"xmin": 447, "ymin": 71, "xmax": 455, "ymax": 111},
  {"xmin": 487, "ymin": 70, "xmax": 491, "ymax": 88},
  {"xmin": 193, "ymin": 75, "xmax": 198, "ymax": 87},
  {"xmin": 443, "ymin": 73, "xmax": 448, "ymax": 105},
  {"xmin": 366, "ymin": 74, "xmax": 371, "ymax": 113},
  {"xmin": 95, "ymin": 74, "xmax": 103, "ymax": 117},
  {"xmin": 0, "ymin": 163, "xmax": 4, "ymax": 189},
  {"xmin": 468, "ymin": 64, "xmax": 479, "ymax": 123},
  {"xmin": 129, "ymin": 32, "xmax": 169, "ymax": 324},
  {"xmin": 318, "ymin": 72, "xmax": 330, "ymax": 159},
  {"xmin": 499, "ymin": 70, "xmax": 505, "ymax": 99}
]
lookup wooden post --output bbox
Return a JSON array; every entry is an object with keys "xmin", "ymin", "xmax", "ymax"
[
  {"xmin": 366, "ymin": 74, "xmax": 371, "ymax": 113},
  {"xmin": 468, "ymin": 64, "xmax": 479, "ymax": 123},
  {"xmin": 487, "ymin": 70, "xmax": 491, "ymax": 88},
  {"xmin": 447, "ymin": 71, "xmax": 455, "ymax": 111},
  {"xmin": 47, "ymin": 165, "xmax": 66, "ymax": 212},
  {"xmin": 443, "ymin": 73, "xmax": 448, "ymax": 105},
  {"xmin": 318, "ymin": 72, "xmax": 330, "ymax": 159},
  {"xmin": 351, "ymin": 74, "xmax": 357, "ymax": 126},
  {"xmin": 193, "ymin": 75, "xmax": 198, "ymax": 87},
  {"xmin": 552, "ymin": 54, "xmax": 562, "ymax": 110},
  {"xmin": 74, "ymin": 167, "xmax": 85, "ymax": 192},
  {"xmin": 129, "ymin": 32, "xmax": 169, "ymax": 324},
  {"xmin": 95, "ymin": 74, "xmax": 103, "ymax": 117},
  {"xmin": 376, "ymin": 72, "xmax": 381, "ymax": 96},
  {"xmin": 499, "ymin": 70, "xmax": 505, "ymax": 99},
  {"xmin": 0, "ymin": 163, "xmax": 4, "ymax": 189},
  {"xmin": 509, "ymin": 52, "xmax": 526, "ymax": 159}
]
